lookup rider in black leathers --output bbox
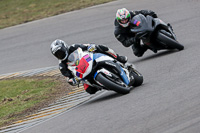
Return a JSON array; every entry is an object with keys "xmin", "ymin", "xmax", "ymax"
[
  {"xmin": 114, "ymin": 8, "xmax": 158, "ymax": 57},
  {"xmin": 50, "ymin": 39, "xmax": 128, "ymax": 94}
]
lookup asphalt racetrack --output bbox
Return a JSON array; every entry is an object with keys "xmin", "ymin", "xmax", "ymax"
[{"xmin": 1, "ymin": 0, "xmax": 200, "ymax": 132}]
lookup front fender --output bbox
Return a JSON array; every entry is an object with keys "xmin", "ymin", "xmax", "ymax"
[{"xmin": 94, "ymin": 68, "xmax": 112, "ymax": 79}]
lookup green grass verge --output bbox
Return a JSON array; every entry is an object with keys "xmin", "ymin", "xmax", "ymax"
[
  {"xmin": 0, "ymin": 77, "xmax": 70, "ymax": 127},
  {"xmin": 0, "ymin": 0, "xmax": 114, "ymax": 29}
]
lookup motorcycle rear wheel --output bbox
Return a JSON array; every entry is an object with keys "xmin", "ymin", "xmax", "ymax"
[
  {"xmin": 95, "ymin": 73, "xmax": 131, "ymax": 94},
  {"xmin": 157, "ymin": 32, "xmax": 184, "ymax": 50},
  {"xmin": 131, "ymin": 69, "xmax": 143, "ymax": 87}
]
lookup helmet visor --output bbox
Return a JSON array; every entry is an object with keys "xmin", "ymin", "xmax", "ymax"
[
  {"xmin": 67, "ymin": 50, "xmax": 79, "ymax": 66},
  {"xmin": 54, "ymin": 48, "xmax": 68, "ymax": 60},
  {"xmin": 119, "ymin": 18, "xmax": 129, "ymax": 24}
]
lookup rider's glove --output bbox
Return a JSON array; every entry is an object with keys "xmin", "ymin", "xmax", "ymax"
[
  {"xmin": 67, "ymin": 78, "xmax": 78, "ymax": 86},
  {"xmin": 140, "ymin": 10, "xmax": 157, "ymax": 18},
  {"xmin": 130, "ymin": 37, "xmax": 136, "ymax": 44},
  {"xmin": 149, "ymin": 11, "xmax": 157, "ymax": 18},
  {"xmin": 87, "ymin": 44, "xmax": 96, "ymax": 52},
  {"xmin": 130, "ymin": 37, "xmax": 138, "ymax": 45}
]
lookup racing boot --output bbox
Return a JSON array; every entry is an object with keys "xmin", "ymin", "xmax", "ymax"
[
  {"xmin": 132, "ymin": 45, "xmax": 147, "ymax": 57},
  {"xmin": 167, "ymin": 23, "xmax": 177, "ymax": 40},
  {"xmin": 84, "ymin": 84, "xmax": 99, "ymax": 94},
  {"xmin": 116, "ymin": 54, "xmax": 128, "ymax": 64},
  {"xmin": 97, "ymin": 45, "xmax": 127, "ymax": 63},
  {"xmin": 167, "ymin": 23, "xmax": 173, "ymax": 32}
]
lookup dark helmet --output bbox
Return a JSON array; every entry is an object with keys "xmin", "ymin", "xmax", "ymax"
[{"xmin": 50, "ymin": 39, "xmax": 69, "ymax": 60}]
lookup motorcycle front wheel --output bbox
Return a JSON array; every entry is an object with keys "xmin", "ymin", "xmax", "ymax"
[
  {"xmin": 157, "ymin": 32, "xmax": 184, "ymax": 50},
  {"xmin": 95, "ymin": 73, "xmax": 131, "ymax": 94}
]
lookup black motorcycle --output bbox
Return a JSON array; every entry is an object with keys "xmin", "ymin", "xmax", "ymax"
[{"xmin": 130, "ymin": 14, "xmax": 184, "ymax": 53}]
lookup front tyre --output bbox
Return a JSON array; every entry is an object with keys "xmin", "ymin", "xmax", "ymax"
[
  {"xmin": 95, "ymin": 73, "xmax": 131, "ymax": 94},
  {"xmin": 157, "ymin": 32, "xmax": 184, "ymax": 50}
]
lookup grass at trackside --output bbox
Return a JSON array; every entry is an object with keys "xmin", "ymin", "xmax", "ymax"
[
  {"xmin": 0, "ymin": 0, "xmax": 114, "ymax": 29},
  {"xmin": 0, "ymin": 77, "xmax": 70, "ymax": 127}
]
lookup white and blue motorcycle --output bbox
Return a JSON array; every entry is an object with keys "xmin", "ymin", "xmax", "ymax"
[{"xmin": 67, "ymin": 48, "xmax": 143, "ymax": 94}]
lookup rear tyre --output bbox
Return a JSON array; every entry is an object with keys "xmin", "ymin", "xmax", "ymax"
[
  {"xmin": 157, "ymin": 32, "xmax": 184, "ymax": 50},
  {"xmin": 131, "ymin": 69, "xmax": 143, "ymax": 87},
  {"xmin": 95, "ymin": 73, "xmax": 131, "ymax": 94}
]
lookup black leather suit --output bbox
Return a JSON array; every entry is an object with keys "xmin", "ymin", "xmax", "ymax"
[{"xmin": 114, "ymin": 10, "xmax": 158, "ymax": 57}]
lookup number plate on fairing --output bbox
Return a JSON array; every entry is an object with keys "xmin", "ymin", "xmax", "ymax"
[{"xmin": 75, "ymin": 58, "xmax": 89, "ymax": 74}]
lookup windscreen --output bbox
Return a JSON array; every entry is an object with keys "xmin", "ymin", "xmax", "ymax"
[
  {"xmin": 130, "ymin": 14, "xmax": 149, "ymax": 33},
  {"xmin": 131, "ymin": 15, "xmax": 143, "ymax": 28},
  {"xmin": 67, "ymin": 50, "xmax": 79, "ymax": 66}
]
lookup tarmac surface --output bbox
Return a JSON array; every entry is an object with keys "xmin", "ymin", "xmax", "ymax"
[{"xmin": 0, "ymin": 0, "xmax": 200, "ymax": 132}]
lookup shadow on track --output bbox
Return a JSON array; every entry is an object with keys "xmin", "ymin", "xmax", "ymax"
[
  {"xmin": 133, "ymin": 49, "xmax": 179, "ymax": 63},
  {"xmin": 87, "ymin": 92, "xmax": 124, "ymax": 105},
  {"xmin": 87, "ymin": 83, "xmax": 147, "ymax": 105}
]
